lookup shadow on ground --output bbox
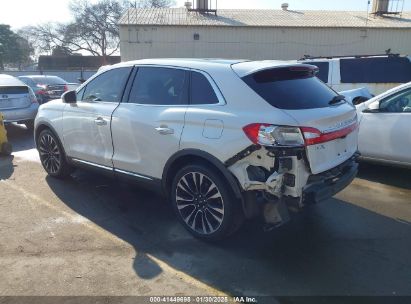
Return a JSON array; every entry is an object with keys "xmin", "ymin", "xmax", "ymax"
[
  {"xmin": 0, "ymin": 155, "xmax": 15, "ymax": 180},
  {"xmin": 5, "ymin": 124, "xmax": 35, "ymax": 153},
  {"xmin": 45, "ymin": 164, "xmax": 411, "ymax": 297},
  {"xmin": 358, "ymin": 162, "xmax": 411, "ymax": 190}
]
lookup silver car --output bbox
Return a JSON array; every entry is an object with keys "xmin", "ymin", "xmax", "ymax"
[{"xmin": 0, "ymin": 74, "xmax": 39, "ymax": 130}]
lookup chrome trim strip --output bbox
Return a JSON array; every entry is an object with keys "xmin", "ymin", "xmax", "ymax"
[
  {"xmin": 71, "ymin": 158, "xmax": 155, "ymax": 180},
  {"xmin": 114, "ymin": 169, "xmax": 153, "ymax": 181},
  {"xmin": 71, "ymin": 158, "xmax": 113, "ymax": 171}
]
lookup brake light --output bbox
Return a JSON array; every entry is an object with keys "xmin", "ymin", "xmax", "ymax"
[
  {"xmin": 28, "ymin": 88, "xmax": 38, "ymax": 104},
  {"xmin": 301, "ymin": 123, "xmax": 358, "ymax": 146},
  {"xmin": 64, "ymin": 85, "xmax": 69, "ymax": 92}
]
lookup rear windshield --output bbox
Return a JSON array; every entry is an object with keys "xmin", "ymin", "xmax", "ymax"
[
  {"xmin": 242, "ymin": 67, "xmax": 338, "ymax": 110},
  {"xmin": 30, "ymin": 76, "xmax": 67, "ymax": 85},
  {"xmin": 0, "ymin": 86, "xmax": 28, "ymax": 94}
]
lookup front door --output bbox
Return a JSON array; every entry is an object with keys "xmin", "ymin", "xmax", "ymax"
[
  {"xmin": 111, "ymin": 66, "xmax": 189, "ymax": 179},
  {"xmin": 359, "ymin": 88, "xmax": 411, "ymax": 163},
  {"xmin": 63, "ymin": 67, "xmax": 133, "ymax": 167}
]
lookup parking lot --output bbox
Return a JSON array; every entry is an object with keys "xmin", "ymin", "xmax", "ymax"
[{"xmin": 1, "ymin": 124, "xmax": 411, "ymax": 297}]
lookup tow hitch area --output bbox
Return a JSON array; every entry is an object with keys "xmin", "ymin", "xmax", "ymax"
[{"xmin": 226, "ymin": 145, "xmax": 310, "ymax": 227}]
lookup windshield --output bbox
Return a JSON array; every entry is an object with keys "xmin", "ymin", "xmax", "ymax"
[
  {"xmin": 242, "ymin": 67, "xmax": 339, "ymax": 110},
  {"xmin": 31, "ymin": 76, "xmax": 67, "ymax": 85}
]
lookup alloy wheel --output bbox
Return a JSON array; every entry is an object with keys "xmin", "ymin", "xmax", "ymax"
[
  {"xmin": 175, "ymin": 172, "xmax": 225, "ymax": 235},
  {"xmin": 39, "ymin": 133, "xmax": 61, "ymax": 174}
]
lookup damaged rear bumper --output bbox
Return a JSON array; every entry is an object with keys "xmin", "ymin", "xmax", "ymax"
[
  {"xmin": 302, "ymin": 156, "xmax": 358, "ymax": 204},
  {"xmin": 226, "ymin": 144, "xmax": 359, "ymax": 226}
]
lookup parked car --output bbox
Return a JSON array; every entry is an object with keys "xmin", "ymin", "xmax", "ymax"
[
  {"xmin": 356, "ymin": 82, "xmax": 411, "ymax": 168},
  {"xmin": 34, "ymin": 59, "xmax": 359, "ymax": 240},
  {"xmin": 18, "ymin": 75, "xmax": 71, "ymax": 104},
  {"xmin": 340, "ymin": 87, "xmax": 373, "ymax": 105},
  {"xmin": 0, "ymin": 74, "xmax": 39, "ymax": 130},
  {"xmin": 300, "ymin": 54, "xmax": 411, "ymax": 99}
]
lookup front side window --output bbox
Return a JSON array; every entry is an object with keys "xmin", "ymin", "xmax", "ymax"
[
  {"xmin": 82, "ymin": 67, "xmax": 132, "ymax": 103},
  {"xmin": 128, "ymin": 67, "xmax": 188, "ymax": 105},
  {"xmin": 380, "ymin": 89, "xmax": 411, "ymax": 113},
  {"xmin": 190, "ymin": 72, "xmax": 220, "ymax": 105}
]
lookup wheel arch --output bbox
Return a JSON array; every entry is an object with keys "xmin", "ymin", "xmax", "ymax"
[
  {"xmin": 34, "ymin": 122, "xmax": 65, "ymax": 153},
  {"xmin": 162, "ymin": 149, "xmax": 243, "ymax": 202}
]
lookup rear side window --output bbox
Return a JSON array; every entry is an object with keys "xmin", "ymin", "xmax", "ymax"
[
  {"xmin": 242, "ymin": 67, "xmax": 338, "ymax": 110},
  {"xmin": 82, "ymin": 67, "xmax": 132, "ymax": 103},
  {"xmin": 128, "ymin": 67, "xmax": 188, "ymax": 105},
  {"xmin": 190, "ymin": 72, "xmax": 219, "ymax": 105},
  {"xmin": 306, "ymin": 62, "xmax": 329, "ymax": 83},
  {"xmin": 340, "ymin": 57, "xmax": 411, "ymax": 83},
  {"xmin": 0, "ymin": 86, "xmax": 28, "ymax": 94}
]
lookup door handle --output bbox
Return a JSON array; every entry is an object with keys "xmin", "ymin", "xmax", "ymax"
[
  {"xmin": 155, "ymin": 126, "xmax": 174, "ymax": 135},
  {"xmin": 94, "ymin": 117, "xmax": 107, "ymax": 126}
]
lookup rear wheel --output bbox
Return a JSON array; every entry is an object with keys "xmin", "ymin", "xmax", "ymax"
[
  {"xmin": 171, "ymin": 164, "xmax": 244, "ymax": 241},
  {"xmin": 24, "ymin": 120, "xmax": 35, "ymax": 131},
  {"xmin": 37, "ymin": 129, "xmax": 73, "ymax": 178}
]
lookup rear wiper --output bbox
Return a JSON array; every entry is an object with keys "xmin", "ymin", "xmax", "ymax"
[{"xmin": 329, "ymin": 95, "xmax": 346, "ymax": 105}]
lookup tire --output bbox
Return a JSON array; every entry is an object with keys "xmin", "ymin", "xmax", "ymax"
[
  {"xmin": 37, "ymin": 129, "xmax": 73, "ymax": 178},
  {"xmin": 1, "ymin": 142, "xmax": 12, "ymax": 156},
  {"xmin": 171, "ymin": 163, "xmax": 244, "ymax": 241},
  {"xmin": 353, "ymin": 96, "xmax": 369, "ymax": 106},
  {"xmin": 25, "ymin": 120, "xmax": 35, "ymax": 131}
]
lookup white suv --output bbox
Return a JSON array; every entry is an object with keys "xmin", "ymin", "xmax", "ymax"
[{"xmin": 35, "ymin": 59, "xmax": 359, "ymax": 240}]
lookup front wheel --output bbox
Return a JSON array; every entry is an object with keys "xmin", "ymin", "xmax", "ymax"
[
  {"xmin": 37, "ymin": 129, "xmax": 73, "ymax": 178},
  {"xmin": 171, "ymin": 164, "xmax": 244, "ymax": 241}
]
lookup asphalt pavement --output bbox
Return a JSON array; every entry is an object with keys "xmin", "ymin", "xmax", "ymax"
[{"xmin": 1, "ymin": 124, "xmax": 410, "ymax": 299}]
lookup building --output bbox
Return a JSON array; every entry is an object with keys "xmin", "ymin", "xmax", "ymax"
[
  {"xmin": 119, "ymin": 4, "xmax": 411, "ymax": 61},
  {"xmin": 38, "ymin": 55, "xmax": 121, "ymax": 71}
]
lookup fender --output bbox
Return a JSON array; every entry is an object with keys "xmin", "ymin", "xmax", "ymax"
[{"xmin": 162, "ymin": 149, "xmax": 244, "ymax": 201}]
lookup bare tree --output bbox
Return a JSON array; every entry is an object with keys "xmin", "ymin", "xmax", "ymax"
[
  {"xmin": 139, "ymin": 0, "xmax": 175, "ymax": 8},
  {"xmin": 20, "ymin": 0, "xmax": 175, "ymax": 60}
]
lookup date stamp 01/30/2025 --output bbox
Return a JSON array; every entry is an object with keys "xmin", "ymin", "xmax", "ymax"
[{"xmin": 149, "ymin": 296, "xmax": 258, "ymax": 303}]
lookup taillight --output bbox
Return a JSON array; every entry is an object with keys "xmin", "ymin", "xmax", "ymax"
[
  {"xmin": 301, "ymin": 123, "xmax": 358, "ymax": 146},
  {"xmin": 64, "ymin": 85, "xmax": 69, "ymax": 92},
  {"xmin": 28, "ymin": 88, "xmax": 38, "ymax": 104},
  {"xmin": 243, "ymin": 124, "xmax": 305, "ymax": 147},
  {"xmin": 243, "ymin": 122, "xmax": 358, "ymax": 147}
]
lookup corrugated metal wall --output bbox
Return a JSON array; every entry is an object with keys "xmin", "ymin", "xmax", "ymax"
[{"xmin": 120, "ymin": 25, "xmax": 411, "ymax": 61}]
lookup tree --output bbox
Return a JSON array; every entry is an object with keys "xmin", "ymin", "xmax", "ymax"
[
  {"xmin": 0, "ymin": 24, "xmax": 33, "ymax": 70},
  {"xmin": 139, "ymin": 0, "xmax": 175, "ymax": 8},
  {"xmin": 22, "ymin": 0, "xmax": 174, "ymax": 62}
]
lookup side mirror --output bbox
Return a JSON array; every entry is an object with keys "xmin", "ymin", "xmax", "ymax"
[
  {"xmin": 363, "ymin": 100, "xmax": 380, "ymax": 113},
  {"xmin": 62, "ymin": 90, "xmax": 77, "ymax": 104}
]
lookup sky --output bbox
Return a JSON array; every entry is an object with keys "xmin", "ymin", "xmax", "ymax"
[{"xmin": 1, "ymin": 0, "xmax": 410, "ymax": 30}]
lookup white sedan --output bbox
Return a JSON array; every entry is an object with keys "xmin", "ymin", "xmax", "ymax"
[{"xmin": 357, "ymin": 82, "xmax": 411, "ymax": 168}]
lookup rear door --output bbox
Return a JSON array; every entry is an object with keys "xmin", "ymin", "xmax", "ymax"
[
  {"xmin": 111, "ymin": 66, "xmax": 189, "ymax": 179},
  {"xmin": 62, "ymin": 67, "xmax": 132, "ymax": 167},
  {"xmin": 359, "ymin": 88, "xmax": 411, "ymax": 164}
]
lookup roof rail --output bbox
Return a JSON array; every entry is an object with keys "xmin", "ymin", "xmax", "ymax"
[{"xmin": 300, "ymin": 53, "xmax": 400, "ymax": 61}]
